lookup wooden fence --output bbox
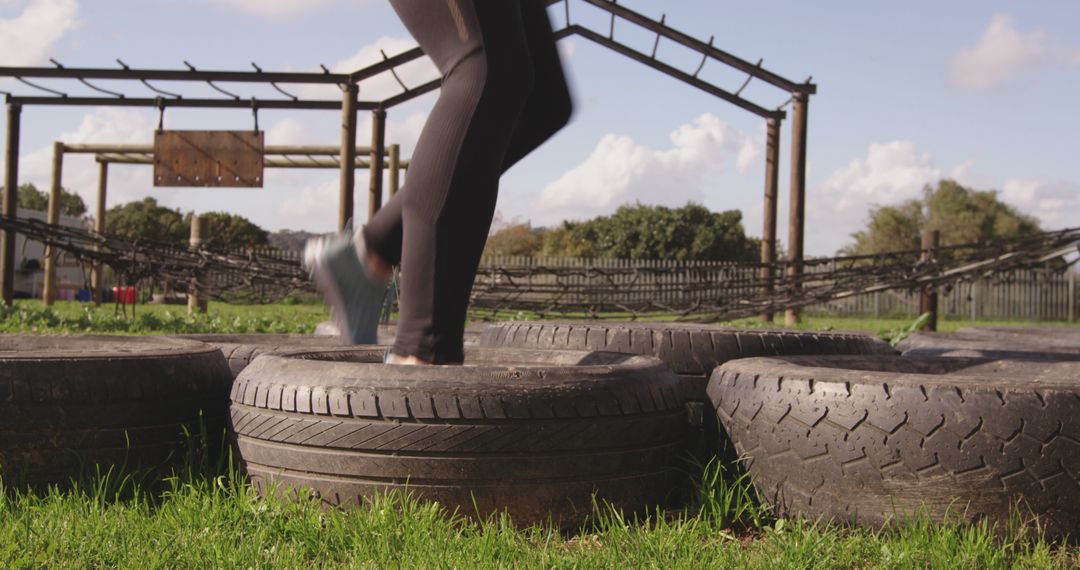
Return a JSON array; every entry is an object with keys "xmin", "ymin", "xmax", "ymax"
[
  {"xmin": 207, "ymin": 249, "xmax": 1077, "ymax": 322},
  {"xmin": 807, "ymin": 268, "xmax": 1078, "ymax": 321},
  {"xmin": 476, "ymin": 256, "xmax": 1078, "ymax": 322}
]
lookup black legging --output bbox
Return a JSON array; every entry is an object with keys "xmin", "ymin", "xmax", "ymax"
[{"xmin": 362, "ymin": 0, "xmax": 572, "ymax": 363}]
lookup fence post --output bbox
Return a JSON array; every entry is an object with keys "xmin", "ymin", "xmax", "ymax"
[
  {"xmin": 1069, "ymin": 270, "xmax": 1076, "ymax": 324},
  {"xmin": 188, "ymin": 214, "xmax": 208, "ymax": 314},
  {"xmin": 919, "ymin": 230, "xmax": 940, "ymax": 331}
]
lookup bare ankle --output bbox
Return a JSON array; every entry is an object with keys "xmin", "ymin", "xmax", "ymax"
[
  {"xmin": 366, "ymin": 251, "xmax": 393, "ymax": 282},
  {"xmin": 353, "ymin": 232, "xmax": 393, "ymax": 282},
  {"xmin": 385, "ymin": 352, "xmax": 431, "ymax": 366}
]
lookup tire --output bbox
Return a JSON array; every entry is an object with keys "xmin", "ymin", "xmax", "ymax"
[
  {"xmin": 898, "ymin": 329, "xmax": 1080, "ymax": 360},
  {"xmin": 228, "ymin": 346, "xmax": 685, "ymax": 527},
  {"xmin": 173, "ymin": 334, "xmax": 343, "ymax": 379},
  {"xmin": 0, "ymin": 335, "xmax": 232, "ymax": 487},
  {"xmin": 708, "ymin": 355, "xmax": 1080, "ymax": 539},
  {"xmin": 479, "ymin": 322, "xmax": 896, "ymax": 461},
  {"xmin": 479, "ymin": 322, "xmax": 896, "ymax": 401}
]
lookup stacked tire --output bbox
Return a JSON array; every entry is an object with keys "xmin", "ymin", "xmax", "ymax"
[
  {"xmin": 0, "ymin": 335, "xmax": 232, "ymax": 487},
  {"xmin": 228, "ymin": 346, "xmax": 686, "ymax": 527},
  {"xmin": 478, "ymin": 322, "xmax": 896, "ymax": 460},
  {"xmin": 707, "ymin": 342, "xmax": 1080, "ymax": 539},
  {"xmin": 172, "ymin": 334, "xmax": 343, "ymax": 379}
]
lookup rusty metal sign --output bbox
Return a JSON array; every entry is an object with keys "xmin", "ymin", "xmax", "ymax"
[{"xmin": 153, "ymin": 130, "xmax": 264, "ymax": 187}]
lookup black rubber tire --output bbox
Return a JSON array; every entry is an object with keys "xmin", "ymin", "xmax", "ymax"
[
  {"xmin": 478, "ymin": 322, "xmax": 897, "ymax": 401},
  {"xmin": 479, "ymin": 322, "xmax": 896, "ymax": 462},
  {"xmin": 172, "ymin": 334, "xmax": 343, "ymax": 379},
  {"xmin": 898, "ymin": 329, "xmax": 1080, "ymax": 360},
  {"xmin": 0, "ymin": 335, "xmax": 232, "ymax": 487},
  {"xmin": 708, "ymin": 355, "xmax": 1080, "ymax": 539},
  {"xmin": 228, "ymin": 346, "xmax": 686, "ymax": 527}
]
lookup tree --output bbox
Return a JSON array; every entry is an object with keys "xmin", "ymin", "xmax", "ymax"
[
  {"xmin": 184, "ymin": 211, "xmax": 269, "ymax": 248},
  {"xmin": 541, "ymin": 202, "xmax": 760, "ymax": 261},
  {"xmin": 105, "ymin": 197, "xmax": 188, "ymax": 244},
  {"xmin": 844, "ymin": 200, "xmax": 924, "ymax": 256},
  {"xmin": 483, "ymin": 222, "xmax": 546, "ymax": 257},
  {"xmin": 5, "ymin": 183, "xmax": 87, "ymax": 217},
  {"xmin": 843, "ymin": 179, "xmax": 1042, "ymax": 255}
]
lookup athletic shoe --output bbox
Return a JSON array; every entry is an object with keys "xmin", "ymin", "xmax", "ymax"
[{"xmin": 303, "ymin": 232, "xmax": 388, "ymax": 345}]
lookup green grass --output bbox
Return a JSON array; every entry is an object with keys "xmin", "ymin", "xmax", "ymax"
[
  {"xmin": 0, "ymin": 299, "xmax": 330, "ymax": 335},
  {"xmin": 1, "ymin": 452, "xmax": 1073, "ymax": 569},
  {"xmin": 3, "ymin": 299, "xmax": 1075, "ymax": 340}
]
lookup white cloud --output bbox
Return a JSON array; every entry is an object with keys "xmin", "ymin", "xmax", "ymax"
[
  {"xmin": 268, "ymin": 111, "xmax": 428, "ymax": 231},
  {"xmin": 16, "ymin": 108, "xmax": 159, "ymax": 211},
  {"xmin": 202, "ymin": 0, "xmax": 334, "ymax": 18},
  {"xmin": 1002, "ymin": 178, "xmax": 1080, "ymax": 229},
  {"xmin": 277, "ymin": 177, "xmax": 339, "ymax": 232},
  {"xmin": 558, "ymin": 39, "xmax": 577, "ymax": 61},
  {"xmin": 808, "ymin": 140, "xmax": 942, "ymax": 254},
  {"xmin": 950, "ymin": 14, "xmax": 1079, "ymax": 90},
  {"xmin": 0, "ymin": 0, "xmax": 78, "ymax": 66},
  {"xmin": 533, "ymin": 113, "xmax": 758, "ymax": 224}
]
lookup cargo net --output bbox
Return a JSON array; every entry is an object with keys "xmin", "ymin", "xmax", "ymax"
[{"xmin": 2, "ymin": 215, "xmax": 1078, "ymax": 322}]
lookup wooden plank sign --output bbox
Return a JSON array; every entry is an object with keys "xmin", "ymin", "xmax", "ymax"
[{"xmin": 154, "ymin": 130, "xmax": 264, "ymax": 187}]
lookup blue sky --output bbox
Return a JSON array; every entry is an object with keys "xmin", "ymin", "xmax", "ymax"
[{"xmin": 1, "ymin": 0, "xmax": 1078, "ymax": 255}]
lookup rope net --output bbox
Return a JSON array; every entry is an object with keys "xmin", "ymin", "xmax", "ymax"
[{"xmin": 2, "ymin": 215, "xmax": 1077, "ymax": 322}]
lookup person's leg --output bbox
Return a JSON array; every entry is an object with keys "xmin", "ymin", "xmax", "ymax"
[
  {"xmin": 362, "ymin": 0, "xmax": 571, "ymax": 266},
  {"xmin": 364, "ymin": 0, "xmax": 534, "ymax": 364}
]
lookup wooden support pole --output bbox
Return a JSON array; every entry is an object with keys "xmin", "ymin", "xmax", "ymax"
[
  {"xmin": 760, "ymin": 117, "xmax": 781, "ymax": 322},
  {"xmin": 188, "ymin": 214, "xmax": 208, "ymax": 314},
  {"xmin": 368, "ymin": 108, "xmax": 387, "ymax": 219},
  {"xmin": 42, "ymin": 141, "xmax": 64, "ymax": 306},
  {"xmin": 785, "ymin": 93, "xmax": 809, "ymax": 326},
  {"xmin": 388, "ymin": 143, "xmax": 400, "ymax": 199},
  {"xmin": 1, "ymin": 102, "xmax": 21, "ymax": 307},
  {"xmin": 338, "ymin": 82, "xmax": 358, "ymax": 232},
  {"xmin": 91, "ymin": 161, "xmax": 108, "ymax": 306},
  {"xmin": 919, "ymin": 229, "xmax": 940, "ymax": 331}
]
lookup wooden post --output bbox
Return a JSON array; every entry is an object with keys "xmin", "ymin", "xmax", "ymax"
[
  {"xmin": 969, "ymin": 278, "xmax": 978, "ymax": 322},
  {"xmin": 368, "ymin": 108, "xmax": 387, "ymax": 219},
  {"xmin": 1, "ymin": 102, "xmax": 21, "ymax": 307},
  {"xmin": 42, "ymin": 142, "xmax": 64, "ymax": 306},
  {"xmin": 760, "ymin": 117, "xmax": 781, "ymax": 322},
  {"xmin": 91, "ymin": 161, "xmax": 108, "ymax": 306},
  {"xmin": 188, "ymin": 214, "xmax": 208, "ymax": 314},
  {"xmin": 1069, "ymin": 270, "xmax": 1076, "ymax": 324},
  {"xmin": 785, "ymin": 93, "xmax": 809, "ymax": 326},
  {"xmin": 338, "ymin": 82, "xmax": 358, "ymax": 232},
  {"xmin": 919, "ymin": 229, "xmax": 940, "ymax": 331},
  {"xmin": 388, "ymin": 143, "xmax": 400, "ymax": 199}
]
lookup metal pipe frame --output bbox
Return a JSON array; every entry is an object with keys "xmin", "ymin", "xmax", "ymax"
[
  {"xmin": 555, "ymin": 0, "xmax": 816, "ymax": 95},
  {"xmin": 563, "ymin": 25, "xmax": 783, "ymax": 120},
  {"xmin": 0, "ymin": 1, "xmax": 816, "ymax": 307},
  {"xmin": 93, "ymin": 153, "xmax": 410, "ymax": 170}
]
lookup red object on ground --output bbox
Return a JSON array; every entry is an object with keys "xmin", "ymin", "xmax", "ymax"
[{"xmin": 112, "ymin": 286, "xmax": 137, "ymax": 304}]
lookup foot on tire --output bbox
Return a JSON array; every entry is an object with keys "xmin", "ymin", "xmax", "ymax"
[{"xmin": 303, "ymin": 231, "xmax": 389, "ymax": 345}]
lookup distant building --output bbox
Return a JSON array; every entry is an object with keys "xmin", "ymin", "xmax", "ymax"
[{"xmin": 13, "ymin": 210, "xmax": 94, "ymax": 299}]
